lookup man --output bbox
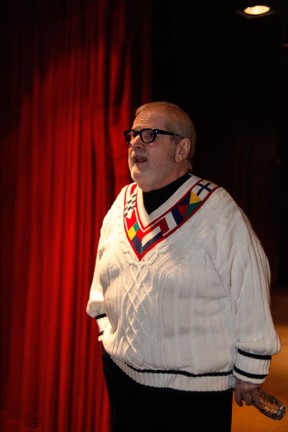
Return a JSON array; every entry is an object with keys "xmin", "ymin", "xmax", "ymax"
[{"xmin": 87, "ymin": 101, "xmax": 280, "ymax": 431}]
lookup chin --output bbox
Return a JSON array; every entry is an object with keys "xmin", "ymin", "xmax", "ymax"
[
  {"xmin": 131, "ymin": 174, "xmax": 151, "ymax": 191},
  {"xmin": 131, "ymin": 168, "xmax": 142, "ymax": 182}
]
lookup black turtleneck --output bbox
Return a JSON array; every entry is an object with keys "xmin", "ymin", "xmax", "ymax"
[{"xmin": 143, "ymin": 172, "xmax": 191, "ymax": 214}]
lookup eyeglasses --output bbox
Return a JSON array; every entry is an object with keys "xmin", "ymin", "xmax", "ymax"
[{"xmin": 123, "ymin": 128, "xmax": 182, "ymax": 144}]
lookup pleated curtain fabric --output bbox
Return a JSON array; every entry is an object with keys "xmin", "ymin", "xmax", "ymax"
[{"xmin": 0, "ymin": 1, "xmax": 151, "ymax": 430}]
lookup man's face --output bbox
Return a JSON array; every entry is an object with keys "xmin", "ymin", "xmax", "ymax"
[{"xmin": 128, "ymin": 110, "xmax": 184, "ymax": 192}]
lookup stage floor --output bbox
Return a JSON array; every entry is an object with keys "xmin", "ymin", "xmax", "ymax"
[{"xmin": 232, "ymin": 286, "xmax": 288, "ymax": 431}]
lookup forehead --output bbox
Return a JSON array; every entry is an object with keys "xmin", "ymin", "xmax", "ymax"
[{"xmin": 132, "ymin": 110, "xmax": 166, "ymax": 128}]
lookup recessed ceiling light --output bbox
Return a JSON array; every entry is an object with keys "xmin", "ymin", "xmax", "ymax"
[{"xmin": 243, "ymin": 5, "xmax": 271, "ymax": 16}]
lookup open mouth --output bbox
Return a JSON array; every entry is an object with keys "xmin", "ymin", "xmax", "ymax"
[{"xmin": 133, "ymin": 156, "xmax": 147, "ymax": 163}]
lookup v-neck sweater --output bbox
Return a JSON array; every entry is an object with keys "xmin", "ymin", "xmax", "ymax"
[{"xmin": 87, "ymin": 174, "xmax": 280, "ymax": 392}]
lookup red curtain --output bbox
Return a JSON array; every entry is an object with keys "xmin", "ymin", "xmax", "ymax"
[{"xmin": 0, "ymin": 1, "xmax": 151, "ymax": 431}]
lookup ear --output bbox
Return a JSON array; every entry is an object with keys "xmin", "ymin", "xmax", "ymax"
[{"xmin": 175, "ymin": 138, "xmax": 191, "ymax": 163}]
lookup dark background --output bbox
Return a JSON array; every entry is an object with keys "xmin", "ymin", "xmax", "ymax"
[{"xmin": 152, "ymin": 0, "xmax": 288, "ymax": 285}]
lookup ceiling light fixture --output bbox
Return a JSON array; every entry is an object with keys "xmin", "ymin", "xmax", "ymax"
[{"xmin": 243, "ymin": 5, "xmax": 271, "ymax": 16}]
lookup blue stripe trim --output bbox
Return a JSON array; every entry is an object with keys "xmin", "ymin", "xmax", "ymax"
[
  {"xmin": 234, "ymin": 366, "xmax": 267, "ymax": 380},
  {"xmin": 125, "ymin": 362, "xmax": 232, "ymax": 378},
  {"xmin": 238, "ymin": 349, "xmax": 271, "ymax": 361}
]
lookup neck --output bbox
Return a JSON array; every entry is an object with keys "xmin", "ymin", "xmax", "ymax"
[{"xmin": 143, "ymin": 172, "xmax": 192, "ymax": 214}]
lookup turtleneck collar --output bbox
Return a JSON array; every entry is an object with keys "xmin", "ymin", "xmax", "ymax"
[{"xmin": 143, "ymin": 172, "xmax": 192, "ymax": 214}]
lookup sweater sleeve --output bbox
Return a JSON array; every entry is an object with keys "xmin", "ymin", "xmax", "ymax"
[
  {"xmin": 86, "ymin": 247, "xmax": 110, "ymax": 341},
  {"xmin": 232, "ymin": 222, "xmax": 280, "ymax": 383},
  {"xmin": 209, "ymin": 189, "xmax": 281, "ymax": 384},
  {"xmin": 86, "ymin": 200, "xmax": 115, "ymax": 340},
  {"xmin": 86, "ymin": 186, "xmax": 127, "ymax": 341}
]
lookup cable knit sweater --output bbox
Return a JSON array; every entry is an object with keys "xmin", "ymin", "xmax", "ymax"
[{"xmin": 86, "ymin": 174, "xmax": 280, "ymax": 392}]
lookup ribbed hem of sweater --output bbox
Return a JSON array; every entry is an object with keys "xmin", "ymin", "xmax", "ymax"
[{"xmin": 112, "ymin": 357, "xmax": 235, "ymax": 392}]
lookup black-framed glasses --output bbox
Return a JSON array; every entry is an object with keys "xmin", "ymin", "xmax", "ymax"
[{"xmin": 124, "ymin": 128, "xmax": 182, "ymax": 144}]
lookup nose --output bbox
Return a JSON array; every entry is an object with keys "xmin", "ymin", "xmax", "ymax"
[{"xmin": 129, "ymin": 134, "xmax": 144, "ymax": 148}]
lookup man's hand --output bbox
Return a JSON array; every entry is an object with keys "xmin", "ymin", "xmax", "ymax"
[{"xmin": 234, "ymin": 378, "xmax": 261, "ymax": 407}]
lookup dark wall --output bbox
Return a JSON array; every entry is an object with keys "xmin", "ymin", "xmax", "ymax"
[{"xmin": 151, "ymin": 0, "xmax": 288, "ymax": 285}]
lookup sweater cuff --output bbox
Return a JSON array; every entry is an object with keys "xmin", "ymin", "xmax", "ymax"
[
  {"xmin": 95, "ymin": 314, "xmax": 109, "ymax": 341},
  {"xmin": 233, "ymin": 349, "xmax": 271, "ymax": 384}
]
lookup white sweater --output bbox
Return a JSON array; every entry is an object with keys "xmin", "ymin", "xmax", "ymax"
[{"xmin": 86, "ymin": 174, "xmax": 280, "ymax": 392}]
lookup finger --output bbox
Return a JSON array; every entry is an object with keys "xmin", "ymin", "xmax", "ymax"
[
  {"xmin": 234, "ymin": 388, "xmax": 243, "ymax": 407},
  {"xmin": 242, "ymin": 391, "xmax": 254, "ymax": 406}
]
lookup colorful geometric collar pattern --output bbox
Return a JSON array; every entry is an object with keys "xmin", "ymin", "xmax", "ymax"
[{"xmin": 123, "ymin": 178, "xmax": 219, "ymax": 260}]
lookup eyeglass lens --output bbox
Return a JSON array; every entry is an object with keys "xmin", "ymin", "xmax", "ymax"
[{"xmin": 124, "ymin": 129, "xmax": 156, "ymax": 144}]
